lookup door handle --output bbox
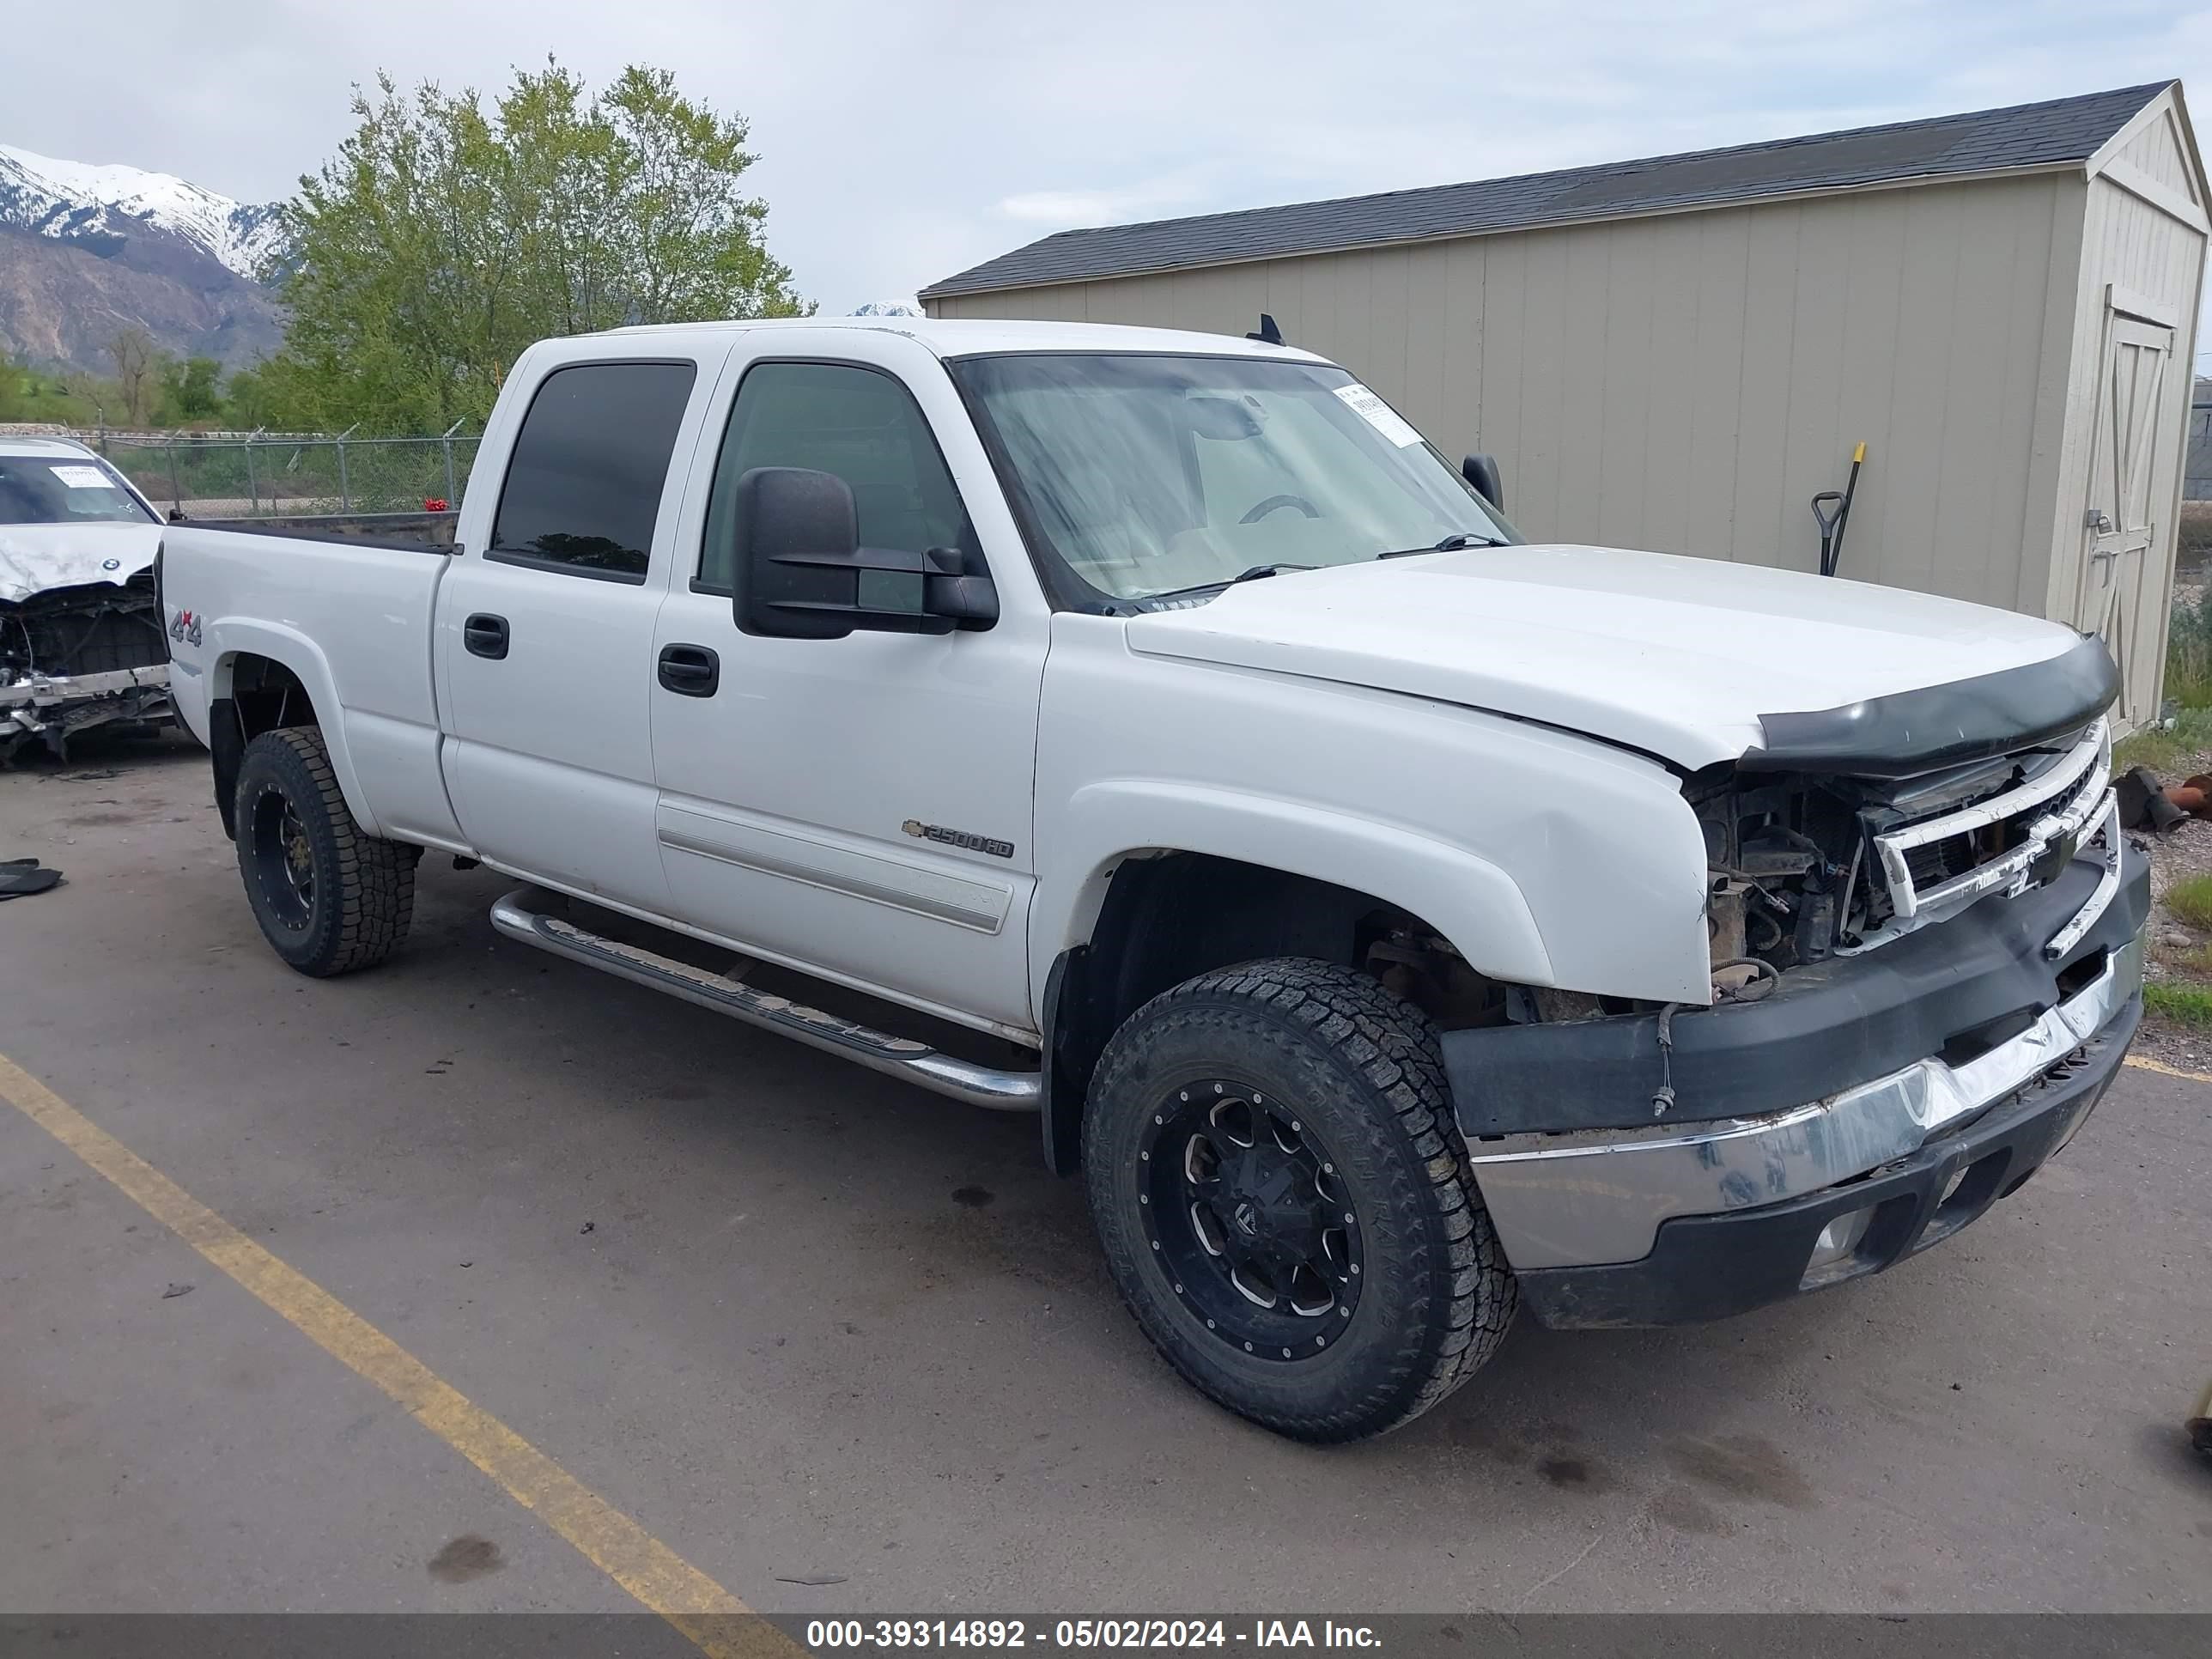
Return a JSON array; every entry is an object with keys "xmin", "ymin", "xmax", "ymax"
[
  {"xmin": 463, "ymin": 613, "xmax": 509, "ymax": 660},
  {"xmin": 658, "ymin": 643, "xmax": 720, "ymax": 697}
]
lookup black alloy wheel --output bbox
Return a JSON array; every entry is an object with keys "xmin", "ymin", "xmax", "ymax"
[{"xmin": 1141, "ymin": 1081, "xmax": 1362, "ymax": 1361}]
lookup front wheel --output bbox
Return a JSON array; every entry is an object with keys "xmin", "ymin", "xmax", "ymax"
[
  {"xmin": 1084, "ymin": 957, "xmax": 1515, "ymax": 1441},
  {"xmin": 234, "ymin": 726, "xmax": 415, "ymax": 976}
]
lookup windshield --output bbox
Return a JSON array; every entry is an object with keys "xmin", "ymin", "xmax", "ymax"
[
  {"xmin": 951, "ymin": 352, "xmax": 1518, "ymax": 605},
  {"xmin": 0, "ymin": 455, "xmax": 156, "ymax": 526}
]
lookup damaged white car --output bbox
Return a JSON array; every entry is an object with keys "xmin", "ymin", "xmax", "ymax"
[{"xmin": 0, "ymin": 436, "xmax": 173, "ymax": 763}]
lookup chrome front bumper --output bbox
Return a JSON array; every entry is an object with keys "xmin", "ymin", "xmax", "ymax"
[{"xmin": 1467, "ymin": 893, "xmax": 2142, "ymax": 1273}]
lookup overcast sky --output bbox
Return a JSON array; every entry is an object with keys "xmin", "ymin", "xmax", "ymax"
[{"xmin": 10, "ymin": 0, "xmax": 2212, "ymax": 335}]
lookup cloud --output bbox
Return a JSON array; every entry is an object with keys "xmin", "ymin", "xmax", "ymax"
[
  {"xmin": 1000, "ymin": 190, "xmax": 1173, "ymax": 227},
  {"xmin": 1, "ymin": 0, "xmax": 2206, "ymax": 325},
  {"xmin": 997, "ymin": 175, "xmax": 1215, "ymax": 226}
]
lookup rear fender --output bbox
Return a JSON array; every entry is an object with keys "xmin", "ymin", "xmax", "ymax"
[{"xmin": 210, "ymin": 620, "xmax": 382, "ymax": 836}]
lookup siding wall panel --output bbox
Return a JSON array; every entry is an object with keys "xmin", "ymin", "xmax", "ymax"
[
  {"xmin": 1684, "ymin": 210, "xmax": 1751, "ymax": 559},
  {"xmin": 1638, "ymin": 216, "xmax": 1704, "ymax": 553},
  {"xmin": 928, "ymin": 124, "xmax": 2203, "ymax": 724}
]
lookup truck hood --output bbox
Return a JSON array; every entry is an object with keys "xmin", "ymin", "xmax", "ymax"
[
  {"xmin": 1122, "ymin": 544, "xmax": 2090, "ymax": 772},
  {"xmin": 0, "ymin": 522, "xmax": 164, "ymax": 605}
]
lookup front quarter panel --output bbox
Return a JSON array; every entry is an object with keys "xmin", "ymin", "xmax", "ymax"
[{"xmin": 1032, "ymin": 613, "xmax": 1713, "ymax": 1012}]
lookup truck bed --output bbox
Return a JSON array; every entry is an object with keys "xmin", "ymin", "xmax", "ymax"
[{"xmin": 161, "ymin": 523, "xmax": 459, "ymax": 845}]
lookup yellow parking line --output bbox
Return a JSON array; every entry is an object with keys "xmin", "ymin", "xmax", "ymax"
[
  {"xmin": 0, "ymin": 1051, "xmax": 785, "ymax": 1659},
  {"xmin": 2124, "ymin": 1054, "xmax": 2212, "ymax": 1085}
]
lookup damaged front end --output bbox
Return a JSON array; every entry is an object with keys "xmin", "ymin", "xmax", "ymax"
[
  {"xmin": 2, "ymin": 569, "xmax": 173, "ymax": 763},
  {"xmin": 1687, "ymin": 714, "xmax": 2114, "ymax": 980},
  {"xmin": 1437, "ymin": 679, "xmax": 2143, "ymax": 1316}
]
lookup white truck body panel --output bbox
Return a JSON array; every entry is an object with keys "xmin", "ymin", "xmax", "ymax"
[
  {"xmin": 154, "ymin": 318, "xmax": 2143, "ymax": 1415},
  {"xmin": 1032, "ymin": 611, "xmax": 1712, "ymax": 1004},
  {"xmin": 1126, "ymin": 544, "xmax": 2080, "ymax": 773},
  {"xmin": 167, "ymin": 532, "xmax": 450, "ymax": 843},
  {"xmin": 161, "ymin": 313, "xmax": 2098, "ymax": 1036},
  {"xmin": 645, "ymin": 328, "xmax": 1049, "ymax": 1031}
]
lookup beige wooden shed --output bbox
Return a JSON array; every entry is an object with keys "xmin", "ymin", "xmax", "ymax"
[{"xmin": 924, "ymin": 82, "xmax": 2209, "ymax": 727}]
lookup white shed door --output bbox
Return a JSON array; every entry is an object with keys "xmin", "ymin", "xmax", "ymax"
[{"xmin": 2077, "ymin": 314, "xmax": 2174, "ymax": 697}]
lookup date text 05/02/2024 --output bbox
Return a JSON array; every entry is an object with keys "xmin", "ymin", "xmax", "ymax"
[{"xmin": 803, "ymin": 1621, "xmax": 1383, "ymax": 1650}]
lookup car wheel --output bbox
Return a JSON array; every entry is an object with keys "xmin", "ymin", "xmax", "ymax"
[{"xmin": 1084, "ymin": 957, "xmax": 1515, "ymax": 1441}]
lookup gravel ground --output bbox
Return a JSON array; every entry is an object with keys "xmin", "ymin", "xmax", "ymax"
[
  {"xmin": 2119, "ymin": 635, "xmax": 2212, "ymax": 1065},
  {"xmin": 2136, "ymin": 811, "xmax": 2212, "ymax": 1067}
]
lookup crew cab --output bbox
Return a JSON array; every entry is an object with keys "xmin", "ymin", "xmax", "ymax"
[{"xmin": 159, "ymin": 317, "xmax": 2147, "ymax": 1441}]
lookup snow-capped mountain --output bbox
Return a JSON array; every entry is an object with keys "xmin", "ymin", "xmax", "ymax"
[
  {"xmin": 0, "ymin": 143, "xmax": 284, "ymax": 281},
  {"xmin": 0, "ymin": 142, "xmax": 286, "ymax": 374},
  {"xmin": 848, "ymin": 301, "xmax": 921, "ymax": 317}
]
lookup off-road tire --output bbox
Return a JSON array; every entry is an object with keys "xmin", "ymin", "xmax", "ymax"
[
  {"xmin": 234, "ymin": 726, "xmax": 415, "ymax": 976},
  {"xmin": 1085, "ymin": 957, "xmax": 1516, "ymax": 1442}
]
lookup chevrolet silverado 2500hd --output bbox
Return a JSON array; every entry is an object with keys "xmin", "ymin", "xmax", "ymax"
[{"xmin": 160, "ymin": 318, "xmax": 2146, "ymax": 1441}]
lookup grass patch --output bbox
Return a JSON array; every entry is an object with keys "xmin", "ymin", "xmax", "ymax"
[
  {"xmin": 2109, "ymin": 589, "xmax": 2212, "ymax": 774},
  {"xmin": 2113, "ymin": 706, "xmax": 2212, "ymax": 775},
  {"xmin": 2145, "ymin": 980, "xmax": 2212, "ymax": 1025},
  {"xmin": 2168, "ymin": 873, "xmax": 2212, "ymax": 931},
  {"xmin": 2166, "ymin": 584, "xmax": 2212, "ymax": 708}
]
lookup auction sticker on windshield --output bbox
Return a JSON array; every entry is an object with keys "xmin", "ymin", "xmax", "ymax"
[
  {"xmin": 51, "ymin": 465, "xmax": 114, "ymax": 489},
  {"xmin": 1332, "ymin": 382, "xmax": 1424, "ymax": 447}
]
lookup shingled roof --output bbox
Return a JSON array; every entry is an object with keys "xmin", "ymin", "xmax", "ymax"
[{"xmin": 922, "ymin": 82, "xmax": 2172, "ymax": 300}]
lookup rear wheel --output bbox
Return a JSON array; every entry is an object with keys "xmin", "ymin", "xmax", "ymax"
[
  {"xmin": 234, "ymin": 726, "xmax": 414, "ymax": 976},
  {"xmin": 1084, "ymin": 957, "xmax": 1515, "ymax": 1441}
]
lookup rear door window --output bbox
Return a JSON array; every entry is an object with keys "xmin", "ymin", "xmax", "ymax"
[{"xmin": 490, "ymin": 361, "xmax": 698, "ymax": 581}]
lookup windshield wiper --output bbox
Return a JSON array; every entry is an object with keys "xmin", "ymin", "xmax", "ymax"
[
  {"xmin": 1376, "ymin": 532, "xmax": 1508, "ymax": 558},
  {"xmin": 1141, "ymin": 563, "xmax": 1316, "ymax": 605}
]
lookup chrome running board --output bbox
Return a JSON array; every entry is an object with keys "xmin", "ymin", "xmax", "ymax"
[{"xmin": 489, "ymin": 889, "xmax": 1041, "ymax": 1112}]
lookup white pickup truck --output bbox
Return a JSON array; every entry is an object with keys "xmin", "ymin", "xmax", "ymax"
[{"xmin": 161, "ymin": 316, "xmax": 2147, "ymax": 1441}]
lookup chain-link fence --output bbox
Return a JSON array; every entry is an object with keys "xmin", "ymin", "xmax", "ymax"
[{"xmin": 93, "ymin": 428, "xmax": 480, "ymax": 520}]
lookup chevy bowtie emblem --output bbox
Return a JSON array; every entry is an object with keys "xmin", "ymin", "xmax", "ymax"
[{"xmin": 168, "ymin": 609, "xmax": 201, "ymax": 647}]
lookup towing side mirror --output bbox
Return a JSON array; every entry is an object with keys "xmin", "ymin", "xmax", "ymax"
[
  {"xmin": 1462, "ymin": 453, "xmax": 1504, "ymax": 512},
  {"xmin": 732, "ymin": 466, "xmax": 998, "ymax": 640}
]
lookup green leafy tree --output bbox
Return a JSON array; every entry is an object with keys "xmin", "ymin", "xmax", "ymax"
[
  {"xmin": 267, "ymin": 59, "xmax": 806, "ymax": 433},
  {"xmin": 222, "ymin": 364, "xmax": 276, "ymax": 428},
  {"xmin": 157, "ymin": 356, "xmax": 225, "ymax": 423}
]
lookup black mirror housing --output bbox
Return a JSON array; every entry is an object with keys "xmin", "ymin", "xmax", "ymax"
[
  {"xmin": 732, "ymin": 466, "xmax": 997, "ymax": 639},
  {"xmin": 1462, "ymin": 453, "xmax": 1504, "ymax": 511}
]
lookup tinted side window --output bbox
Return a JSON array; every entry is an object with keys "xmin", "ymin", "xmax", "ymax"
[
  {"xmin": 491, "ymin": 361, "xmax": 698, "ymax": 580},
  {"xmin": 697, "ymin": 362, "xmax": 974, "ymax": 592}
]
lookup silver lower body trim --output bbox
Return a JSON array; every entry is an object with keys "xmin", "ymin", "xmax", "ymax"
[
  {"xmin": 1466, "ymin": 930, "xmax": 2142, "ymax": 1270},
  {"xmin": 489, "ymin": 889, "xmax": 1042, "ymax": 1112},
  {"xmin": 1, "ymin": 661, "xmax": 172, "ymax": 707}
]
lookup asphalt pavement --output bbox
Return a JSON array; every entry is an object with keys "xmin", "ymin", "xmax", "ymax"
[{"xmin": 2, "ymin": 731, "xmax": 2207, "ymax": 1617}]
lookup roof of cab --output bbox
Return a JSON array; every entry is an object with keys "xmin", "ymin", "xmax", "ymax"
[
  {"xmin": 0, "ymin": 434, "xmax": 97, "ymax": 459},
  {"xmin": 594, "ymin": 314, "xmax": 1329, "ymax": 363}
]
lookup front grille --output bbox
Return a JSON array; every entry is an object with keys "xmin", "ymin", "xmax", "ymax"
[
  {"xmin": 1, "ymin": 572, "xmax": 168, "ymax": 679},
  {"xmin": 1903, "ymin": 838, "xmax": 1969, "ymax": 892},
  {"xmin": 1860, "ymin": 720, "xmax": 2110, "ymax": 945},
  {"xmin": 1840, "ymin": 725, "xmax": 2114, "ymax": 955}
]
